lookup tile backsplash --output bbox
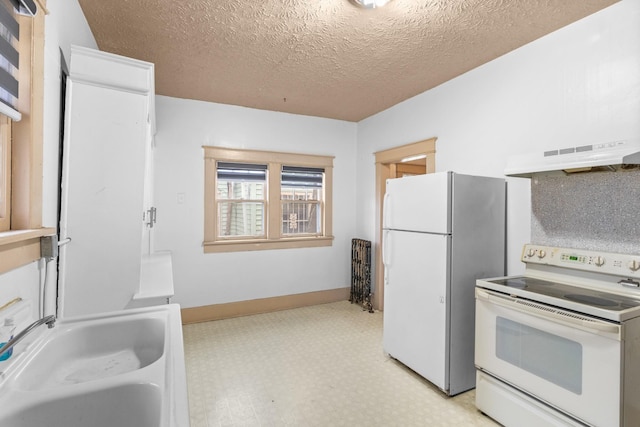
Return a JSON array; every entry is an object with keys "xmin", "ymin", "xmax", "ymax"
[{"xmin": 531, "ymin": 169, "xmax": 640, "ymax": 254}]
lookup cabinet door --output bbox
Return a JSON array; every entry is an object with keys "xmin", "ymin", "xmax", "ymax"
[
  {"xmin": 141, "ymin": 126, "xmax": 154, "ymax": 256},
  {"xmin": 59, "ymin": 80, "xmax": 147, "ymax": 318}
]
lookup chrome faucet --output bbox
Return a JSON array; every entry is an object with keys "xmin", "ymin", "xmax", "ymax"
[{"xmin": 0, "ymin": 315, "xmax": 55, "ymax": 360}]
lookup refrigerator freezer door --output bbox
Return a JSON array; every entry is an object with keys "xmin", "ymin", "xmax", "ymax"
[
  {"xmin": 383, "ymin": 172, "xmax": 450, "ymax": 234},
  {"xmin": 382, "ymin": 229, "xmax": 448, "ymax": 391}
]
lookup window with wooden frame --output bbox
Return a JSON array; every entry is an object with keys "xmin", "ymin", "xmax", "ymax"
[
  {"xmin": 204, "ymin": 146, "xmax": 334, "ymax": 253},
  {"xmin": 0, "ymin": 0, "xmax": 54, "ymax": 274}
]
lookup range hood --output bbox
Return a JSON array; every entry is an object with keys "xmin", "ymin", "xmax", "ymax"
[{"xmin": 504, "ymin": 140, "xmax": 640, "ymax": 177}]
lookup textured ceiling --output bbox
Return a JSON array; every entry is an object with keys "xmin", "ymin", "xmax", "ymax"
[{"xmin": 77, "ymin": 0, "xmax": 618, "ymax": 122}]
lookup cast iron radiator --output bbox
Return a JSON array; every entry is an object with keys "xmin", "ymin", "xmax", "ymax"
[{"xmin": 350, "ymin": 238, "xmax": 374, "ymax": 313}]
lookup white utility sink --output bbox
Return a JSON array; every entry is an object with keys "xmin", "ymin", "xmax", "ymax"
[{"xmin": 0, "ymin": 304, "xmax": 189, "ymax": 427}]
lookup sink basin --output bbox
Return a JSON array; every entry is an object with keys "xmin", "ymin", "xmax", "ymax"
[
  {"xmin": 0, "ymin": 304, "xmax": 189, "ymax": 427},
  {"xmin": 0, "ymin": 383, "xmax": 162, "ymax": 427},
  {"xmin": 13, "ymin": 316, "xmax": 165, "ymax": 390}
]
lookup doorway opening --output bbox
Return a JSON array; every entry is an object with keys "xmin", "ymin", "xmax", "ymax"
[{"xmin": 372, "ymin": 137, "xmax": 436, "ymax": 310}]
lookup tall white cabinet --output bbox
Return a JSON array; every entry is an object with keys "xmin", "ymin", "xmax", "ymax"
[{"xmin": 58, "ymin": 46, "xmax": 168, "ymax": 318}]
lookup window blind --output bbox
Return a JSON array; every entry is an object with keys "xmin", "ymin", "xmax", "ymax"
[
  {"xmin": 281, "ymin": 166, "xmax": 324, "ymax": 188},
  {"xmin": 217, "ymin": 162, "xmax": 267, "ymax": 182},
  {"xmin": 0, "ymin": 0, "xmax": 36, "ymax": 121}
]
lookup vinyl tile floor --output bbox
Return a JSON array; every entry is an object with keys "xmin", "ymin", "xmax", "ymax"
[{"xmin": 182, "ymin": 301, "xmax": 500, "ymax": 427}]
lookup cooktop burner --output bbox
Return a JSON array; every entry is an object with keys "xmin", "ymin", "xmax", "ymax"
[
  {"xmin": 564, "ymin": 294, "xmax": 618, "ymax": 307},
  {"xmin": 487, "ymin": 276, "xmax": 640, "ymax": 312},
  {"xmin": 497, "ymin": 277, "xmax": 552, "ymax": 289}
]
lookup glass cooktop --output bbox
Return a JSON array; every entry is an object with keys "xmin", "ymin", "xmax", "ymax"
[{"xmin": 487, "ymin": 276, "xmax": 640, "ymax": 313}]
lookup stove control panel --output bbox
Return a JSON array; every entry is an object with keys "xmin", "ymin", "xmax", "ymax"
[{"xmin": 522, "ymin": 244, "xmax": 640, "ymax": 279}]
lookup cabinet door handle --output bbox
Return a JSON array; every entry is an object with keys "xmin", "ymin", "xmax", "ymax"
[{"xmin": 146, "ymin": 207, "xmax": 157, "ymax": 228}]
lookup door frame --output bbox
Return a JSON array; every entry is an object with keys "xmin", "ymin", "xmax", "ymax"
[{"xmin": 372, "ymin": 137, "xmax": 436, "ymax": 310}]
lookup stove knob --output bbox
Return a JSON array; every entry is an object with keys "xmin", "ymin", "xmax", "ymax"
[
  {"xmin": 527, "ymin": 248, "xmax": 536, "ymax": 258},
  {"xmin": 594, "ymin": 256, "xmax": 605, "ymax": 267},
  {"xmin": 629, "ymin": 260, "xmax": 640, "ymax": 272},
  {"xmin": 537, "ymin": 250, "xmax": 546, "ymax": 259}
]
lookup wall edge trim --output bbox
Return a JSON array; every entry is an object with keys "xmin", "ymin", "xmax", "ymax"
[{"xmin": 181, "ymin": 287, "xmax": 350, "ymax": 324}]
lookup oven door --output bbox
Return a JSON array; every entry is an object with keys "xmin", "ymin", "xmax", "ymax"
[{"xmin": 475, "ymin": 287, "xmax": 622, "ymax": 427}]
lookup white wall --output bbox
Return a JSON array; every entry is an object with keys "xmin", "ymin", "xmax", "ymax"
[
  {"xmin": 0, "ymin": 1, "xmax": 97, "ymax": 314},
  {"xmin": 356, "ymin": 0, "xmax": 640, "ymax": 276},
  {"xmin": 153, "ymin": 97, "xmax": 357, "ymax": 308},
  {"xmin": 3, "ymin": 0, "xmax": 637, "ymax": 314},
  {"xmin": 42, "ymin": 0, "xmax": 98, "ymax": 227}
]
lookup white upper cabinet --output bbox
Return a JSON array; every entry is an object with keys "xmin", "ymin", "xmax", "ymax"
[{"xmin": 58, "ymin": 46, "xmax": 156, "ymax": 318}]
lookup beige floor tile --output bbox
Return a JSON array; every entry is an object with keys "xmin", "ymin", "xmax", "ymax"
[{"xmin": 183, "ymin": 301, "xmax": 499, "ymax": 427}]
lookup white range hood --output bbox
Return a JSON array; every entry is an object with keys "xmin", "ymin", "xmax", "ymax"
[{"xmin": 505, "ymin": 140, "xmax": 640, "ymax": 177}]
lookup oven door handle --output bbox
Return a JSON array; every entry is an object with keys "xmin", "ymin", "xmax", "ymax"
[{"xmin": 476, "ymin": 288, "xmax": 621, "ymax": 338}]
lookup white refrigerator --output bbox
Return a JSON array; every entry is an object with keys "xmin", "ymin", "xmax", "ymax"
[{"xmin": 382, "ymin": 171, "xmax": 505, "ymax": 396}]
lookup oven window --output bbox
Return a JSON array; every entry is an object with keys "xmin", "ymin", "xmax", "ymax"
[{"xmin": 496, "ymin": 317, "xmax": 582, "ymax": 394}]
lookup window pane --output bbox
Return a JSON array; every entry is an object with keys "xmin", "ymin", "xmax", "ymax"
[
  {"xmin": 280, "ymin": 166, "xmax": 323, "ymax": 236},
  {"xmin": 281, "ymin": 186, "xmax": 321, "ymax": 201},
  {"xmin": 217, "ymin": 181, "xmax": 264, "ymax": 200},
  {"xmin": 218, "ymin": 201, "xmax": 265, "ymax": 237},
  {"xmin": 282, "ymin": 201, "xmax": 321, "ymax": 235}
]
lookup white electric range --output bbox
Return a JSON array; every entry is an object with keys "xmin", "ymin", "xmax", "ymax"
[{"xmin": 475, "ymin": 244, "xmax": 640, "ymax": 427}]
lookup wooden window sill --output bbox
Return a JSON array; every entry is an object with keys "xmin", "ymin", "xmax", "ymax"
[
  {"xmin": 0, "ymin": 228, "xmax": 56, "ymax": 274},
  {"xmin": 203, "ymin": 236, "xmax": 334, "ymax": 253}
]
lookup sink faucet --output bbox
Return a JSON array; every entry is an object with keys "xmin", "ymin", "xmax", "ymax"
[{"xmin": 0, "ymin": 315, "xmax": 55, "ymax": 360}]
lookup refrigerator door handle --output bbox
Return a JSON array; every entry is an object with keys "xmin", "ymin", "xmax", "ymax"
[
  {"xmin": 382, "ymin": 230, "xmax": 390, "ymax": 285},
  {"xmin": 382, "ymin": 230, "xmax": 389, "ymax": 267},
  {"xmin": 382, "ymin": 192, "xmax": 390, "ymax": 229}
]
